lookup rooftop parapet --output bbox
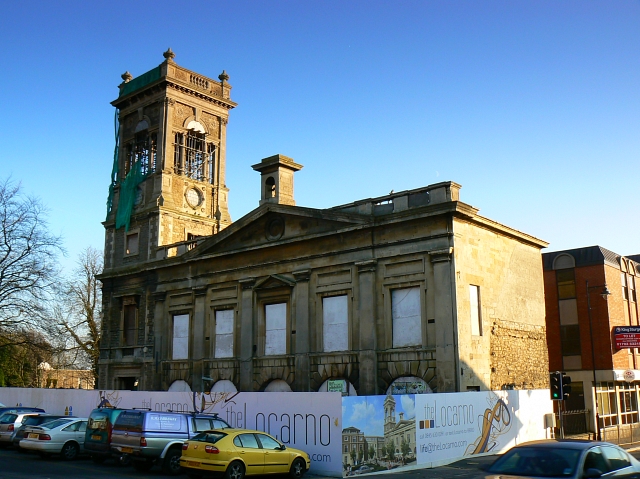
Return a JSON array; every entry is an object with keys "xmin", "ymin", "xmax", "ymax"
[
  {"xmin": 114, "ymin": 49, "xmax": 235, "ymax": 108},
  {"xmin": 331, "ymin": 181, "xmax": 462, "ymax": 216}
]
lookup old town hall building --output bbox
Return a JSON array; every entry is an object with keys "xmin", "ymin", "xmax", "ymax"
[{"xmin": 98, "ymin": 51, "xmax": 550, "ymax": 395}]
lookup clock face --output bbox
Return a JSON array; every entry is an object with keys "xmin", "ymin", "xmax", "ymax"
[{"xmin": 185, "ymin": 188, "xmax": 202, "ymax": 208}]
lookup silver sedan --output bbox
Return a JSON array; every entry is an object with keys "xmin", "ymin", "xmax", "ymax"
[
  {"xmin": 20, "ymin": 417, "xmax": 88, "ymax": 460},
  {"xmin": 477, "ymin": 440, "xmax": 640, "ymax": 479}
]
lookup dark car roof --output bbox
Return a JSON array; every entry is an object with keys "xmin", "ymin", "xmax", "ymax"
[{"xmin": 513, "ymin": 440, "xmax": 615, "ymax": 451}]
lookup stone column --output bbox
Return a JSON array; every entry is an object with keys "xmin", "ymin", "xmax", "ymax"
[
  {"xmin": 238, "ymin": 278, "xmax": 255, "ymax": 391},
  {"xmin": 356, "ymin": 260, "xmax": 377, "ymax": 395},
  {"xmin": 293, "ymin": 270, "xmax": 311, "ymax": 391},
  {"xmin": 430, "ymin": 247, "xmax": 458, "ymax": 392}
]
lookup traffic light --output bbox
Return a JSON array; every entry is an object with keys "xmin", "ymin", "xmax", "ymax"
[
  {"xmin": 550, "ymin": 371, "xmax": 562, "ymax": 400},
  {"xmin": 562, "ymin": 373, "xmax": 572, "ymax": 400}
]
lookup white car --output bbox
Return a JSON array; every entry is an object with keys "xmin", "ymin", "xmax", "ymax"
[
  {"xmin": 20, "ymin": 417, "xmax": 88, "ymax": 460},
  {"xmin": 0, "ymin": 412, "xmax": 43, "ymax": 446}
]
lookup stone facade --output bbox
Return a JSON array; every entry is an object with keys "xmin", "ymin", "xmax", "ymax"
[{"xmin": 99, "ymin": 54, "xmax": 550, "ymax": 395}]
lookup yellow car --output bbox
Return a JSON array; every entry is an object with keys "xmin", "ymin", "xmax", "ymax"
[{"xmin": 180, "ymin": 429, "xmax": 311, "ymax": 479}]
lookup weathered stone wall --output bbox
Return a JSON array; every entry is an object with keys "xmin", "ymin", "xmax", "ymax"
[
  {"xmin": 490, "ymin": 319, "xmax": 549, "ymax": 390},
  {"xmin": 453, "ymin": 217, "xmax": 548, "ymax": 390}
]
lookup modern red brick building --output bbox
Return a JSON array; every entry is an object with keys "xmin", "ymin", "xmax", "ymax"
[{"xmin": 543, "ymin": 246, "xmax": 640, "ymax": 440}]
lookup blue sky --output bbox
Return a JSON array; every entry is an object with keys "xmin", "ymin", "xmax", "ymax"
[{"xmin": 1, "ymin": 1, "xmax": 638, "ymax": 273}]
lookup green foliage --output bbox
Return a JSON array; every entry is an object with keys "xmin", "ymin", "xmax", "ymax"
[{"xmin": 401, "ymin": 438, "xmax": 411, "ymax": 458}]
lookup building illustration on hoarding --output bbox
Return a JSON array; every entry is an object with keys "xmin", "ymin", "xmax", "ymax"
[{"xmin": 342, "ymin": 393, "xmax": 416, "ymax": 475}]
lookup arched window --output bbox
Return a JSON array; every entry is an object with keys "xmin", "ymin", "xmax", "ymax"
[
  {"xmin": 125, "ymin": 129, "xmax": 157, "ymax": 176},
  {"xmin": 265, "ymin": 177, "xmax": 276, "ymax": 199},
  {"xmin": 173, "ymin": 129, "xmax": 216, "ymax": 183},
  {"xmin": 264, "ymin": 379, "xmax": 292, "ymax": 392},
  {"xmin": 553, "ymin": 253, "xmax": 575, "ymax": 270},
  {"xmin": 168, "ymin": 379, "xmax": 192, "ymax": 392},
  {"xmin": 209, "ymin": 379, "xmax": 237, "ymax": 393}
]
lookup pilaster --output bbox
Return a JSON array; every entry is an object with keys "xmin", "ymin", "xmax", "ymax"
[
  {"xmin": 293, "ymin": 269, "xmax": 311, "ymax": 391},
  {"xmin": 238, "ymin": 278, "xmax": 255, "ymax": 391},
  {"xmin": 356, "ymin": 260, "xmax": 377, "ymax": 395},
  {"xmin": 430, "ymin": 247, "xmax": 458, "ymax": 392}
]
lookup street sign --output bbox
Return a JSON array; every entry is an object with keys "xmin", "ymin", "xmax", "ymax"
[{"xmin": 613, "ymin": 326, "xmax": 640, "ymax": 349}]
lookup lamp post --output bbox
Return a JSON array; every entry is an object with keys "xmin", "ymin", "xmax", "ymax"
[{"xmin": 586, "ymin": 280, "xmax": 611, "ymax": 441}]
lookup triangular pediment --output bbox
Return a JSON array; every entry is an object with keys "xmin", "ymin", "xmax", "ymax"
[
  {"xmin": 183, "ymin": 203, "xmax": 367, "ymax": 259},
  {"xmin": 254, "ymin": 274, "xmax": 296, "ymax": 290}
]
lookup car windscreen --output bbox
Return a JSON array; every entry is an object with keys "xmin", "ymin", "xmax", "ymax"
[
  {"xmin": 40, "ymin": 418, "xmax": 73, "ymax": 430},
  {"xmin": 488, "ymin": 446, "xmax": 581, "ymax": 478},
  {"xmin": 191, "ymin": 431, "xmax": 227, "ymax": 444},
  {"xmin": 1, "ymin": 414, "xmax": 17, "ymax": 424},
  {"xmin": 22, "ymin": 416, "xmax": 47, "ymax": 426},
  {"xmin": 114, "ymin": 411, "xmax": 144, "ymax": 432}
]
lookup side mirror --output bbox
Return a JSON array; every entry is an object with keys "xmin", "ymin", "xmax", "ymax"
[{"xmin": 278, "ymin": 444, "xmax": 286, "ymax": 451}]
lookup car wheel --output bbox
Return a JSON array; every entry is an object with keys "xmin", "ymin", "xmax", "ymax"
[
  {"xmin": 61, "ymin": 442, "xmax": 79, "ymax": 461},
  {"xmin": 289, "ymin": 458, "xmax": 306, "ymax": 479},
  {"xmin": 162, "ymin": 447, "xmax": 183, "ymax": 475},
  {"xmin": 91, "ymin": 455, "xmax": 107, "ymax": 464},
  {"xmin": 133, "ymin": 459, "xmax": 155, "ymax": 472},
  {"xmin": 118, "ymin": 454, "xmax": 132, "ymax": 467},
  {"xmin": 225, "ymin": 460, "xmax": 245, "ymax": 479}
]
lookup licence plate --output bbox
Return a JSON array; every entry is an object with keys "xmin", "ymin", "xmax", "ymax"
[
  {"xmin": 121, "ymin": 447, "xmax": 133, "ymax": 453},
  {"xmin": 28, "ymin": 433, "xmax": 38, "ymax": 439},
  {"xmin": 91, "ymin": 435, "xmax": 101, "ymax": 441},
  {"xmin": 188, "ymin": 461, "xmax": 201, "ymax": 467}
]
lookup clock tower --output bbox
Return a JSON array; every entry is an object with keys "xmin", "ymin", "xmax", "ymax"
[{"xmin": 103, "ymin": 50, "xmax": 236, "ymax": 269}]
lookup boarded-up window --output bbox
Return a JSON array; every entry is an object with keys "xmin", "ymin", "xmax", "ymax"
[
  {"xmin": 265, "ymin": 303, "xmax": 286, "ymax": 356},
  {"xmin": 215, "ymin": 310, "xmax": 234, "ymax": 358},
  {"xmin": 123, "ymin": 304, "xmax": 137, "ymax": 346},
  {"xmin": 470, "ymin": 285, "xmax": 482, "ymax": 336},
  {"xmin": 392, "ymin": 287, "xmax": 421, "ymax": 347},
  {"xmin": 323, "ymin": 295, "xmax": 348, "ymax": 352},
  {"xmin": 173, "ymin": 314, "xmax": 189, "ymax": 360},
  {"xmin": 126, "ymin": 232, "xmax": 139, "ymax": 255}
]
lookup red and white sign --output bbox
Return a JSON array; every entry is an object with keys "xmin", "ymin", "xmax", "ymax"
[{"xmin": 614, "ymin": 326, "xmax": 640, "ymax": 349}]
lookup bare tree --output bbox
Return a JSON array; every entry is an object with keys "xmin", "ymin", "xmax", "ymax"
[
  {"xmin": 0, "ymin": 178, "xmax": 64, "ymax": 332},
  {"xmin": 53, "ymin": 247, "xmax": 102, "ymax": 384}
]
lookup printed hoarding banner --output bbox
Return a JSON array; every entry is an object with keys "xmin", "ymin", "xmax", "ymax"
[
  {"xmin": 415, "ymin": 390, "xmax": 517, "ymax": 465},
  {"xmin": 0, "ymin": 388, "xmax": 342, "ymax": 476}
]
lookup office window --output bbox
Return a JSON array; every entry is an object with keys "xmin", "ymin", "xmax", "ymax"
[
  {"xmin": 619, "ymin": 383, "xmax": 638, "ymax": 425},
  {"xmin": 556, "ymin": 269, "xmax": 576, "ymax": 299},
  {"xmin": 265, "ymin": 303, "xmax": 286, "ymax": 355},
  {"xmin": 596, "ymin": 382, "xmax": 618, "ymax": 428},
  {"xmin": 323, "ymin": 295, "xmax": 348, "ymax": 352},
  {"xmin": 630, "ymin": 276, "xmax": 636, "ymax": 303},
  {"xmin": 215, "ymin": 310, "xmax": 234, "ymax": 358},
  {"xmin": 469, "ymin": 285, "xmax": 482, "ymax": 336},
  {"xmin": 172, "ymin": 314, "xmax": 189, "ymax": 360},
  {"xmin": 622, "ymin": 273, "xmax": 629, "ymax": 301},
  {"xmin": 391, "ymin": 287, "xmax": 421, "ymax": 348}
]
